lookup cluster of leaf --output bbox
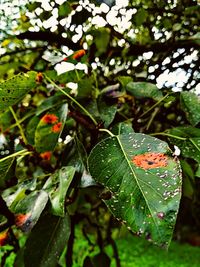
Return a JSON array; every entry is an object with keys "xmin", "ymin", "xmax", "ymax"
[
  {"xmin": 0, "ymin": 64, "xmax": 199, "ymax": 266},
  {"xmin": 0, "ymin": 0, "xmax": 200, "ymax": 266}
]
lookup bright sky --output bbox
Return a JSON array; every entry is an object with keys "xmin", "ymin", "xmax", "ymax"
[{"xmin": 0, "ymin": 0, "xmax": 199, "ymax": 93}]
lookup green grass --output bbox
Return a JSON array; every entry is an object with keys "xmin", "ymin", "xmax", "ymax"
[
  {"xmin": 109, "ymin": 235, "xmax": 200, "ymax": 267},
  {"xmin": 73, "ymin": 229, "xmax": 200, "ymax": 267}
]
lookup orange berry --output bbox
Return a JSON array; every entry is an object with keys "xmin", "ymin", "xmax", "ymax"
[{"xmin": 41, "ymin": 114, "xmax": 58, "ymax": 124}]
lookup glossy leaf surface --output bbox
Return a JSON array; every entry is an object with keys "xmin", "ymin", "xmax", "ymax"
[
  {"xmin": 43, "ymin": 166, "xmax": 75, "ymax": 216},
  {"xmin": 24, "ymin": 212, "xmax": 70, "ymax": 267},
  {"xmin": 88, "ymin": 133, "xmax": 182, "ymax": 247},
  {"xmin": 180, "ymin": 92, "xmax": 200, "ymax": 126},
  {"xmin": 0, "ymin": 71, "xmax": 37, "ymax": 111},
  {"xmin": 14, "ymin": 190, "xmax": 48, "ymax": 231},
  {"xmin": 126, "ymin": 82, "xmax": 163, "ymax": 101},
  {"xmin": 167, "ymin": 126, "xmax": 200, "ymax": 163}
]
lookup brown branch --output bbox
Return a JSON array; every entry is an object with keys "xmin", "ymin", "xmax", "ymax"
[
  {"xmin": 17, "ymin": 31, "xmax": 82, "ymax": 50},
  {"xmin": 0, "ymin": 195, "xmax": 15, "ymax": 231}
]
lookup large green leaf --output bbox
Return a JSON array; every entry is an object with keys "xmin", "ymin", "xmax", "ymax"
[
  {"xmin": 43, "ymin": 166, "xmax": 75, "ymax": 216},
  {"xmin": 0, "ymin": 71, "xmax": 37, "ymax": 111},
  {"xmin": 126, "ymin": 82, "xmax": 163, "ymax": 101},
  {"xmin": 24, "ymin": 212, "xmax": 70, "ymax": 267},
  {"xmin": 35, "ymin": 104, "xmax": 68, "ymax": 153},
  {"xmin": 88, "ymin": 133, "xmax": 182, "ymax": 247},
  {"xmin": 167, "ymin": 126, "xmax": 200, "ymax": 163},
  {"xmin": 180, "ymin": 92, "xmax": 200, "ymax": 126}
]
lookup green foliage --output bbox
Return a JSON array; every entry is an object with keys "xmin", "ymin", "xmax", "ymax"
[{"xmin": 0, "ymin": 0, "xmax": 199, "ymax": 266}]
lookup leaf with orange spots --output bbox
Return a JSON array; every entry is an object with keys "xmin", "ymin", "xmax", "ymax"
[
  {"xmin": 88, "ymin": 133, "xmax": 182, "ymax": 248},
  {"xmin": 35, "ymin": 104, "xmax": 68, "ymax": 153},
  {"xmin": 14, "ymin": 191, "xmax": 48, "ymax": 232}
]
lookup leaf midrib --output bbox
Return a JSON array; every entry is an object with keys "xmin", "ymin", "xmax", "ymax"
[{"xmin": 116, "ymin": 135, "xmax": 162, "ymax": 239}]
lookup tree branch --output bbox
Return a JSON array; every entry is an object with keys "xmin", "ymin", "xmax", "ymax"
[{"xmin": 17, "ymin": 31, "xmax": 82, "ymax": 50}]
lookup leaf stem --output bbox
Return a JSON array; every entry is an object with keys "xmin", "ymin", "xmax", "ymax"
[
  {"xmin": 99, "ymin": 128, "xmax": 114, "ymax": 137},
  {"xmin": 0, "ymin": 149, "xmax": 32, "ymax": 163},
  {"xmin": 9, "ymin": 107, "xmax": 28, "ymax": 144},
  {"xmin": 146, "ymin": 107, "xmax": 159, "ymax": 130},
  {"xmin": 45, "ymin": 75, "xmax": 98, "ymax": 126},
  {"xmin": 140, "ymin": 93, "xmax": 170, "ymax": 118},
  {"xmin": 189, "ymin": 138, "xmax": 200, "ymax": 152},
  {"xmin": 150, "ymin": 132, "xmax": 186, "ymax": 140}
]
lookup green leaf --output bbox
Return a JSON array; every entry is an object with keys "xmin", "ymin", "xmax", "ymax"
[
  {"xmin": 111, "ymin": 122, "xmax": 134, "ymax": 135},
  {"xmin": 97, "ymin": 95, "xmax": 117, "ymax": 127},
  {"xmin": 14, "ymin": 190, "xmax": 48, "ymax": 231},
  {"xmin": 88, "ymin": 133, "xmax": 182, "ymax": 247},
  {"xmin": 35, "ymin": 94, "xmax": 66, "ymax": 116},
  {"xmin": 58, "ymin": 2, "xmax": 72, "ymax": 17},
  {"xmin": 24, "ymin": 212, "xmax": 70, "ymax": 267},
  {"xmin": 126, "ymin": 82, "xmax": 163, "ymax": 101},
  {"xmin": 167, "ymin": 126, "xmax": 200, "ymax": 163},
  {"xmin": 43, "ymin": 166, "xmax": 75, "ymax": 216},
  {"xmin": 180, "ymin": 160, "xmax": 194, "ymax": 199},
  {"xmin": 93, "ymin": 28, "xmax": 110, "ymax": 55},
  {"xmin": 180, "ymin": 92, "xmax": 200, "ymax": 126},
  {"xmin": 195, "ymin": 165, "xmax": 200, "ymax": 177},
  {"xmin": 26, "ymin": 116, "xmax": 40, "ymax": 145},
  {"xmin": 35, "ymin": 104, "xmax": 68, "ymax": 153},
  {"xmin": 118, "ymin": 76, "xmax": 133, "ymax": 87},
  {"xmin": 0, "ymin": 158, "xmax": 15, "ymax": 190},
  {"xmin": 134, "ymin": 8, "xmax": 148, "ymax": 26},
  {"xmin": 77, "ymin": 78, "xmax": 93, "ymax": 97},
  {"xmin": 0, "ymin": 71, "xmax": 37, "ymax": 112}
]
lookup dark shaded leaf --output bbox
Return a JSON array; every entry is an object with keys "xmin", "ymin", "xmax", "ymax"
[
  {"xmin": 0, "ymin": 158, "xmax": 15, "ymax": 190},
  {"xmin": 24, "ymin": 212, "xmax": 70, "ymax": 267}
]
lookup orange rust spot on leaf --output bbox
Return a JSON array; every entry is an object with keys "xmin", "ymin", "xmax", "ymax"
[
  {"xmin": 0, "ymin": 230, "xmax": 9, "ymax": 246},
  {"xmin": 15, "ymin": 213, "xmax": 30, "ymax": 227},
  {"xmin": 41, "ymin": 114, "xmax": 58, "ymax": 124},
  {"xmin": 51, "ymin": 122, "xmax": 62, "ymax": 133},
  {"xmin": 40, "ymin": 151, "xmax": 52, "ymax": 160},
  {"xmin": 72, "ymin": 49, "xmax": 86, "ymax": 60},
  {"xmin": 132, "ymin": 152, "xmax": 168, "ymax": 169}
]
